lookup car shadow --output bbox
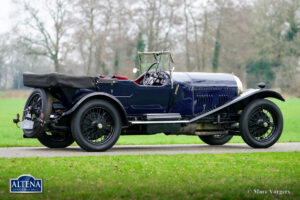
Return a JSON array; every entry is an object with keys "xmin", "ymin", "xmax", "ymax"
[{"xmin": 29, "ymin": 144, "xmax": 254, "ymax": 153}]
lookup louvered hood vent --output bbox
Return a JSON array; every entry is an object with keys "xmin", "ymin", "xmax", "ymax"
[{"xmin": 195, "ymin": 93, "xmax": 231, "ymax": 113}]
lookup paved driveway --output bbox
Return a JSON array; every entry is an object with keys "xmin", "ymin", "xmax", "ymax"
[{"xmin": 0, "ymin": 143, "xmax": 299, "ymax": 158}]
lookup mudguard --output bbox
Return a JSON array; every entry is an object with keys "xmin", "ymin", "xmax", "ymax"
[
  {"xmin": 61, "ymin": 92, "xmax": 128, "ymax": 125},
  {"xmin": 189, "ymin": 89, "xmax": 284, "ymax": 123}
]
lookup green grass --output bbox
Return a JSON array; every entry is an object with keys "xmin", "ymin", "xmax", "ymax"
[
  {"xmin": 0, "ymin": 152, "xmax": 299, "ymax": 200},
  {"xmin": 0, "ymin": 98, "xmax": 299, "ymax": 147}
]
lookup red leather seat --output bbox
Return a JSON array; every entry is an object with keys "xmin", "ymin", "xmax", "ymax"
[
  {"xmin": 113, "ymin": 75, "xmax": 128, "ymax": 80},
  {"xmin": 99, "ymin": 75, "xmax": 129, "ymax": 80}
]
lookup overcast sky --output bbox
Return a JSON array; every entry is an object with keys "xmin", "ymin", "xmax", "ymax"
[{"xmin": 0, "ymin": 0, "xmax": 13, "ymax": 33}]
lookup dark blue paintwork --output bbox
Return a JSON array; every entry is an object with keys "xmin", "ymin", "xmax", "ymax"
[
  {"xmin": 66, "ymin": 72, "xmax": 238, "ymax": 119},
  {"xmin": 99, "ymin": 74, "xmax": 172, "ymax": 115},
  {"xmin": 171, "ymin": 72, "xmax": 238, "ymax": 116},
  {"xmin": 58, "ymin": 72, "xmax": 238, "ymax": 119}
]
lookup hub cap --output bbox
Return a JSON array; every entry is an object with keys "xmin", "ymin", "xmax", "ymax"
[{"xmin": 97, "ymin": 123, "xmax": 103, "ymax": 129}]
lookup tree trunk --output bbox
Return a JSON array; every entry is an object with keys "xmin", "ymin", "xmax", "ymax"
[
  {"xmin": 18, "ymin": 72, "xmax": 21, "ymax": 89},
  {"xmin": 4, "ymin": 66, "xmax": 8, "ymax": 89},
  {"xmin": 201, "ymin": 9, "xmax": 208, "ymax": 71},
  {"xmin": 54, "ymin": 58, "xmax": 59, "ymax": 73},
  {"xmin": 212, "ymin": 22, "xmax": 221, "ymax": 72},
  {"xmin": 114, "ymin": 50, "xmax": 119, "ymax": 74},
  {"xmin": 189, "ymin": 8, "xmax": 200, "ymax": 71},
  {"xmin": 87, "ymin": 7, "xmax": 95, "ymax": 76},
  {"xmin": 184, "ymin": 0, "xmax": 191, "ymax": 71},
  {"xmin": 147, "ymin": 10, "xmax": 155, "ymax": 51}
]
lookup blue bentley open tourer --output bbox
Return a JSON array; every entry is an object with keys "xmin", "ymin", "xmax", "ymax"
[{"xmin": 13, "ymin": 52, "xmax": 284, "ymax": 151}]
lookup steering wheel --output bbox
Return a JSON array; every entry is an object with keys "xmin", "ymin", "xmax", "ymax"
[{"xmin": 142, "ymin": 62, "xmax": 161, "ymax": 85}]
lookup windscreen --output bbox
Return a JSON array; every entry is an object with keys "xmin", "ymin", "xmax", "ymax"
[{"xmin": 139, "ymin": 53, "xmax": 171, "ymax": 74}]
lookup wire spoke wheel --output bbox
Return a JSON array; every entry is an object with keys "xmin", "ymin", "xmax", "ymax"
[
  {"xmin": 24, "ymin": 93, "xmax": 42, "ymax": 128},
  {"xmin": 80, "ymin": 106, "xmax": 114, "ymax": 144},
  {"xmin": 240, "ymin": 99, "xmax": 283, "ymax": 148},
  {"xmin": 248, "ymin": 106, "xmax": 278, "ymax": 142},
  {"xmin": 22, "ymin": 89, "xmax": 52, "ymax": 138},
  {"xmin": 72, "ymin": 99, "xmax": 121, "ymax": 152}
]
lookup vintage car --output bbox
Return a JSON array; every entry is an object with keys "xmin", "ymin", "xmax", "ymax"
[{"xmin": 13, "ymin": 52, "xmax": 284, "ymax": 152}]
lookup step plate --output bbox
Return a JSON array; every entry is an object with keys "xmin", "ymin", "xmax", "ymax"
[{"xmin": 145, "ymin": 113, "xmax": 182, "ymax": 121}]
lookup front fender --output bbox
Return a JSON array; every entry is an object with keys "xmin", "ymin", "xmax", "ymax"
[
  {"xmin": 61, "ymin": 92, "xmax": 128, "ymax": 125},
  {"xmin": 189, "ymin": 89, "xmax": 284, "ymax": 123},
  {"xmin": 240, "ymin": 89, "xmax": 285, "ymax": 102}
]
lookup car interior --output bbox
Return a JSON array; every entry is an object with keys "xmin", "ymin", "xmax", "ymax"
[{"xmin": 99, "ymin": 61, "xmax": 168, "ymax": 86}]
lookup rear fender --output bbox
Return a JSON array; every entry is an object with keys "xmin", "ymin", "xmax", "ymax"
[{"xmin": 61, "ymin": 92, "xmax": 128, "ymax": 125}]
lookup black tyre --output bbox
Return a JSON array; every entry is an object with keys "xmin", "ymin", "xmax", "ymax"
[
  {"xmin": 199, "ymin": 135, "xmax": 233, "ymax": 145},
  {"xmin": 240, "ymin": 99, "xmax": 283, "ymax": 148},
  {"xmin": 38, "ymin": 132, "xmax": 74, "ymax": 148},
  {"xmin": 23, "ymin": 89, "xmax": 53, "ymax": 138},
  {"xmin": 71, "ymin": 99, "xmax": 121, "ymax": 152}
]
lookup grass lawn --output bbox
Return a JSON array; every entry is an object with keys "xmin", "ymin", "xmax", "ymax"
[
  {"xmin": 0, "ymin": 98, "xmax": 299, "ymax": 147},
  {"xmin": 0, "ymin": 152, "xmax": 299, "ymax": 200}
]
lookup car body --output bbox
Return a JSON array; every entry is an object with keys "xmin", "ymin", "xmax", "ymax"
[{"xmin": 14, "ymin": 52, "xmax": 284, "ymax": 151}]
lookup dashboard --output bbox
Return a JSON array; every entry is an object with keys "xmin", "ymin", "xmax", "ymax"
[{"xmin": 135, "ymin": 71, "xmax": 168, "ymax": 86}]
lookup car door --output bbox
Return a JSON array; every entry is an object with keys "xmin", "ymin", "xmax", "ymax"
[{"xmin": 127, "ymin": 83, "xmax": 172, "ymax": 115}]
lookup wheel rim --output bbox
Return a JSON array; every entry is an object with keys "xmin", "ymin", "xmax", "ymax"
[
  {"xmin": 248, "ymin": 106, "xmax": 278, "ymax": 142},
  {"xmin": 80, "ymin": 106, "xmax": 114, "ymax": 145}
]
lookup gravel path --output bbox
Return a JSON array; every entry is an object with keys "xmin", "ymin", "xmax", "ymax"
[{"xmin": 0, "ymin": 143, "xmax": 299, "ymax": 158}]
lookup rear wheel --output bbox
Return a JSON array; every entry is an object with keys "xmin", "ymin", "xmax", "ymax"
[
  {"xmin": 199, "ymin": 135, "xmax": 233, "ymax": 145},
  {"xmin": 71, "ymin": 99, "xmax": 121, "ymax": 152},
  {"xmin": 240, "ymin": 99, "xmax": 283, "ymax": 148},
  {"xmin": 23, "ymin": 89, "xmax": 52, "ymax": 138},
  {"xmin": 38, "ymin": 132, "xmax": 74, "ymax": 148}
]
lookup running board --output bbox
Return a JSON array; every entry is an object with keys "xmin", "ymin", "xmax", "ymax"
[
  {"xmin": 144, "ymin": 113, "xmax": 182, "ymax": 120},
  {"xmin": 130, "ymin": 113, "xmax": 184, "ymax": 125},
  {"xmin": 131, "ymin": 120, "xmax": 189, "ymax": 125}
]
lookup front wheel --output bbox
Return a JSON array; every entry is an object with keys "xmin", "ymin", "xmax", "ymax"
[
  {"xmin": 240, "ymin": 99, "xmax": 283, "ymax": 148},
  {"xmin": 71, "ymin": 99, "xmax": 121, "ymax": 152},
  {"xmin": 199, "ymin": 135, "xmax": 233, "ymax": 145}
]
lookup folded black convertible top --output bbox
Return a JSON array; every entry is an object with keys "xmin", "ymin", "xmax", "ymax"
[{"xmin": 23, "ymin": 72, "xmax": 99, "ymax": 89}]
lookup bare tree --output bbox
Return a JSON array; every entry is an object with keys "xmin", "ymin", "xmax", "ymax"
[
  {"xmin": 187, "ymin": 3, "xmax": 201, "ymax": 71},
  {"xmin": 18, "ymin": 0, "xmax": 69, "ymax": 72},
  {"xmin": 1, "ymin": 0, "xmax": 297, "ymax": 95},
  {"xmin": 212, "ymin": 0, "xmax": 227, "ymax": 72},
  {"xmin": 94, "ymin": 0, "xmax": 113, "ymax": 74},
  {"xmin": 76, "ymin": 0, "xmax": 97, "ymax": 75}
]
